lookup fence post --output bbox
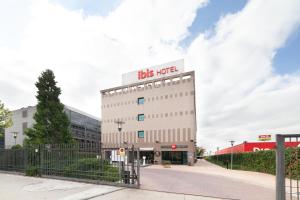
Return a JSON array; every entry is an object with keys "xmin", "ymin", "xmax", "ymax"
[
  {"xmin": 137, "ymin": 148, "xmax": 140, "ymax": 187},
  {"xmin": 276, "ymin": 134, "xmax": 285, "ymax": 200},
  {"xmin": 131, "ymin": 145, "xmax": 135, "ymax": 184},
  {"xmin": 40, "ymin": 145, "xmax": 43, "ymax": 176}
]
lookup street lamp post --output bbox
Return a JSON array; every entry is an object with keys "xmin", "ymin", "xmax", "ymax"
[
  {"xmin": 229, "ymin": 140, "xmax": 235, "ymax": 170},
  {"xmin": 114, "ymin": 120, "xmax": 125, "ymax": 183},
  {"xmin": 114, "ymin": 120, "xmax": 125, "ymax": 148},
  {"xmin": 12, "ymin": 132, "xmax": 18, "ymax": 146},
  {"xmin": 11, "ymin": 132, "xmax": 18, "ymax": 170}
]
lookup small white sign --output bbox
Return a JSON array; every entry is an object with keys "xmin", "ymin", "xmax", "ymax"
[
  {"xmin": 122, "ymin": 59, "xmax": 184, "ymax": 85},
  {"xmin": 140, "ymin": 147, "xmax": 154, "ymax": 151}
]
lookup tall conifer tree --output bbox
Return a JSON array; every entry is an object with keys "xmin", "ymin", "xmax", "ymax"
[{"xmin": 26, "ymin": 69, "xmax": 72, "ymax": 144}]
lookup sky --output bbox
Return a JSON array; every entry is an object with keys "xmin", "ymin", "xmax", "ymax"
[{"xmin": 1, "ymin": 0, "xmax": 300, "ymax": 151}]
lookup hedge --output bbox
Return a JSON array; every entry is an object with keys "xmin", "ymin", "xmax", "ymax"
[
  {"xmin": 63, "ymin": 158, "xmax": 120, "ymax": 182},
  {"xmin": 206, "ymin": 148, "xmax": 300, "ymax": 179}
]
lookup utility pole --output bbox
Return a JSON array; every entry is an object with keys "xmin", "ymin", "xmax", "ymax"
[
  {"xmin": 114, "ymin": 120, "xmax": 125, "ymax": 148},
  {"xmin": 229, "ymin": 140, "xmax": 235, "ymax": 170}
]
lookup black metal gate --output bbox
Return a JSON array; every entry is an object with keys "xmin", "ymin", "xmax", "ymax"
[
  {"xmin": 0, "ymin": 144, "xmax": 140, "ymax": 188},
  {"xmin": 276, "ymin": 134, "xmax": 300, "ymax": 200}
]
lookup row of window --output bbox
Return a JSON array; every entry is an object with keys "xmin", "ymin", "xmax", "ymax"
[
  {"xmin": 71, "ymin": 124, "xmax": 100, "ymax": 133},
  {"xmin": 102, "ymin": 128, "xmax": 193, "ymax": 143},
  {"xmin": 102, "ymin": 91, "xmax": 195, "ymax": 109},
  {"xmin": 102, "ymin": 110, "xmax": 195, "ymax": 123},
  {"xmin": 72, "ymin": 131, "xmax": 100, "ymax": 140},
  {"xmin": 103, "ymin": 74, "xmax": 193, "ymax": 97}
]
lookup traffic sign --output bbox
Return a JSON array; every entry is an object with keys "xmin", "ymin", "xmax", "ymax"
[{"xmin": 171, "ymin": 144, "xmax": 176, "ymax": 150}]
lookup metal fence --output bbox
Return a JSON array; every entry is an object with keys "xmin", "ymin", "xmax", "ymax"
[
  {"xmin": 0, "ymin": 144, "xmax": 140, "ymax": 188},
  {"xmin": 276, "ymin": 134, "xmax": 300, "ymax": 200}
]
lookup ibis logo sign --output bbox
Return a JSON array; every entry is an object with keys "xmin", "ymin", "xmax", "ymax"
[
  {"xmin": 258, "ymin": 135, "xmax": 272, "ymax": 141},
  {"xmin": 122, "ymin": 59, "xmax": 184, "ymax": 85}
]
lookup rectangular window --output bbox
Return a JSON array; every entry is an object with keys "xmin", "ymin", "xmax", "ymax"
[
  {"xmin": 22, "ymin": 122, "xmax": 28, "ymax": 135},
  {"xmin": 137, "ymin": 114, "xmax": 144, "ymax": 121},
  {"xmin": 137, "ymin": 97, "xmax": 144, "ymax": 105},
  {"xmin": 138, "ymin": 130, "xmax": 144, "ymax": 138},
  {"xmin": 22, "ymin": 110, "xmax": 28, "ymax": 118}
]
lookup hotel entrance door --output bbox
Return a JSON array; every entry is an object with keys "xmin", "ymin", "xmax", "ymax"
[
  {"xmin": 162, "ymin": 151, "xmax": 188, "ymax": 165},
  {"xmin": 140, "ymin": 151, "xmax": 154, "ymax": 164}
]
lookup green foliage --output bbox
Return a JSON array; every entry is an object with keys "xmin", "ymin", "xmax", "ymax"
[
  {"xmin": 25, "ymin": 166, "xmax": 41, "ymax": 177},
  {"xmin": 11, "ymin": 144, "xmax": 22, "ymax": 150},
  {"xmin": 196, "ymin": 146, "xmax": 205, "ymax": 157},
  {"xmin": 63, "ymin": 158, "xmax": 120, "ymax": 182},
  {"xmin": 206, "ymin": 148, "xmax": 300, "ymax": 179},
  {"xmin": 0, "ymin": 144, "xmax": 121, "ymax": 182},
  {"xmin": 25, "ymin": 69, "xmax": 72, "ymax": 144},
  {"xmin": 0, "ymin": 100, "xmax": 13, "ymax": 130}
]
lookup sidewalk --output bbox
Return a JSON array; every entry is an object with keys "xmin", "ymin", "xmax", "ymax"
[
  {"xmin": 0, "ymin": 173, "xmax": 223, "ymax": 200},
  {"xmin": 91, "ymin": 189, "xmax": 226, "ymax": 200}
]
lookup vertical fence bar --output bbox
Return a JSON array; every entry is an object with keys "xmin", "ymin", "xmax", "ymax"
[
  {"xmin": 131, "ymin": 145, "xmax": 135, "ymax": 185},
  {"xmin": 289, "ymin": 137, "xmax": 292, "ymax": 200},
  {"xmin": 276, "ymin": 134, "xmax": 285, "ymax": 200},
  {"xmin": 137, "ymin": 148, "xmax": 140, "ymax": 187},
  {"xmin": 296, "ymin": 137, "xmax": 299, "ymax": 200}
]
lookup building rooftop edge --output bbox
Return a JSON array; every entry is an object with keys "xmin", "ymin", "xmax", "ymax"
[
  {"xmin": 11, "ymin": 105, "xmax": 100, "ymax": 121},
  {"xmin": 100, "ymin": 70, "xmax": 195, "ymax": 93}
]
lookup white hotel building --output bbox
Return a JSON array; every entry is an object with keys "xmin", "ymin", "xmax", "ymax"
[{"xmin": 101, "ymin": 60, "xmax": 197, "ymax": 165}]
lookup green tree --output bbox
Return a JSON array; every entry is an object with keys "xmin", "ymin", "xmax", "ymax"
[
  {"xmin": 196, "ymin": 146, "xmax": 205, "ymax": 157},
  {"xmin": 0, "ymin": 100, "xmax": 13, "ymax": 139},
  {"xmin": 25, "ymin": 69, "xmax": 72, "ymax": 144}
]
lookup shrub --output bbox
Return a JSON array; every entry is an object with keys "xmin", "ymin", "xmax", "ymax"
[
  {"xmin": 206, "ymin": 148, "xmax": 299, "ymax": 179},
  {"xmin": 62, "ymin": 158, "xmax": 120, "ymax": 182},
  {"xmin": 25, "ymin": 166, "xmax": 41, "ymax": 177},
  {"xmin": 162, "ymin": 160, "xmax": 171, "ymax": 168},
  {"xmin": 11, "ymin": 144, "xmax": 22, "ymax": 150}
]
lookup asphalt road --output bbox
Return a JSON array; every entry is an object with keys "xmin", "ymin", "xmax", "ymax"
[{"xmin": 140, "ymin": 160, "xmax": 275, "ymax": 200}]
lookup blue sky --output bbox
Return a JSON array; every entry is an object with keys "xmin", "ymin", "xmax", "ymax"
[
  {"xmin": 183, "ymin": 0, "xmax": 300, "ymax": 75},
  {"xmin": 52, "ymin": 0, "xmax": 300, "ymax": 75},
  {"xmin": 182, "ymin": 0, "xmax": 248, "ymax": 46},
  {"xmin": 273, "ymin": 28, "xmax": 300, "ymax": 74},
  {"xmin": 50, "ymin": 0, "xmax": 121, "ymax": 16}
]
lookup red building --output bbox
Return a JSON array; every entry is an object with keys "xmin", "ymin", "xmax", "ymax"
[{"xmin": 216, "ymin": 141, "xmax": 300, "ymax": 155}]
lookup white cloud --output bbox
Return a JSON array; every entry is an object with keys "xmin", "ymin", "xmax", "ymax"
[
  {"xmin": 187, "ymin": 0, "xmax": 300, "ymax": 150},
  {"xmin": 0, "ymin": 0, "xmax": 300, "ymax": 151}
]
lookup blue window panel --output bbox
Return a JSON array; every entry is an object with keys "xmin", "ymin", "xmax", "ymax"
[
  {"xmin": 137, "ymin": 114, "xmax": 144, "ymax": 121},
  {"xmin": 137, "ymin": 97, "xmax": 144, "ymax": 105},
  {"xmin": 138, "ymin": 131, "xmax": 144, "ymax": 138}
]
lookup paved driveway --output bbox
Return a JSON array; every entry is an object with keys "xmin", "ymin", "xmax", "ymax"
[{"xmin": 140, "ymin": 160, "xmax": 276, "ymax": 200}]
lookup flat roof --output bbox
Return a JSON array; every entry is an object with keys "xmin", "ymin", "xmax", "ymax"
[
  {"xmin": 100, "ymin": 70, "xmax": 194, "ymax": 93},
  {"xmin": 12, "ymin": 105, "xmax": 100, "ymax": 121}
]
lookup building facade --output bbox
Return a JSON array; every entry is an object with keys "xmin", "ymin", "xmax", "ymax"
[
  {"xmin": 101, "ymin": 68, "xmax": 197, "ymax": 165},
  {"xmin": 4, "ymin": 105, "xmax": 101, "ymax": 148}
]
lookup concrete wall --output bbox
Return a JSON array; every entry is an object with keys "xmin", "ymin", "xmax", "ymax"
[{"xmin": 5, "ymin": 106, "xmax": 36, "ymax": 148}]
